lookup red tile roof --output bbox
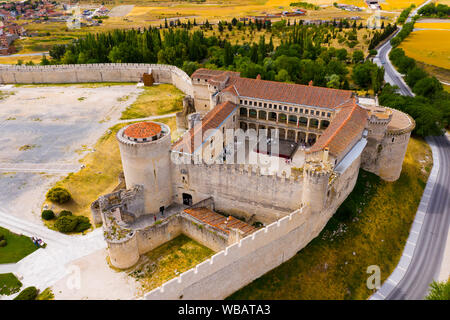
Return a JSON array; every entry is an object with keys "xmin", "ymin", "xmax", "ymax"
[
  {"xmin": 172, "ymin": 101, "xmax": 237, "ymax": 154},
  {"xmin": 123, "ymin": 122, "xmax": 161, "ymax": 139},
  {"xmin": 225, "ymin": 77, "xmax": 353, "ymax": 109},
  {"xmin": 184, "ymin": 207, "xmax": 256, "ymax": 237},
  {"xmin": 309, "ymin": 99, "xmax": 368, "ymax": 158}
]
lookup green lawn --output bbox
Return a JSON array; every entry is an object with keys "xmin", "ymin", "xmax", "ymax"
[
  {"xmin": 0, "ymin": 273, "xmax": 22, "ymax": 296},
  {"xmin": 228, "ymin": 137, "xmax": 431, "ymax": 300},
  {"xmin": 0, "ymin": 227, "xmax": 38, "ymax": 264}
]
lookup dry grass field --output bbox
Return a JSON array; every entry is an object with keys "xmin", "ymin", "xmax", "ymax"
[
  {"xmin": 380, "ymin": 0, "xmax": 425, "ymax": 10},
  {"xmin": 399, "ymin": 29, "xmax": 450, "ymax": 70},
  {"xmin": 415, "ymin": 22, "xmax": 450, "ymax": 29}
]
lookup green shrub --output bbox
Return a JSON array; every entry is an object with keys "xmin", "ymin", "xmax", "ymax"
[
  {"xmin": 0, "ymin": 239, "xmax": 7, "ymax": 247},
  {"xmin": 54, "ymin": 215, "xmax": 78, "ymax": 233},
  {"xmin": 58, "ymin": 210, "xmax": 72, "ymax": 217},
  {"xmin": 74, "ymin": 216, "xmax": 92, "ymax": 232},
  {"xmin": 13, "ymin": 286, "xmax": 38, "ymax": 300},
  {"xmin": 0, "ymin": 233, "xmax": 4, "ymax": 241},
  {"xmin": 41, "ymin": 210, "xmax": 55, "ymax": 220},
  {"xmin": 46, "ymin": 187, "xmax": 71, "ymax": 204},
  {"xmin": 55, "ymin": 215, "xmax": 91, "ymax": 233}
]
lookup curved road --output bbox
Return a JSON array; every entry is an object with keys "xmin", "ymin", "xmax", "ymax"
[
  {"xmin": 387, "ymin": 135, "xmax": 450, "ymax": 299},
  {"xmin": 372, "ymin": 0, "xmax": 450, "ymax": 300}
]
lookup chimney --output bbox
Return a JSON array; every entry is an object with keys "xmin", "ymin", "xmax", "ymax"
[
  {"xmin": 323, "ymin": 147, "xmax": 329, "ymax": 162},
  {"xmin": 256, "ymin": 74, "xmax": 261, "ymax": 80},
  {"xmin": 308, "ymin": 80, "xmax": 313, "ymax": 86}
]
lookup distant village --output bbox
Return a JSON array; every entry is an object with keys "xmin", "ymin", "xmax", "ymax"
[{"xmin": 0, "ymin": 0, "xmax": 109, "ymax": 55}]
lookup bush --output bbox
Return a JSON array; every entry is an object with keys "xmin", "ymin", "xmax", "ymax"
[
  {"xmin": 58, "ymin": 210, "xmax": 72, "ymax": 217},
  {"xmin": 0, "ymin": 239, "xmax": 7, "ymax": 247},
  {"xmin": 46, "ymin": 187, "xmax": 71, "ymax": 204},
  {"xmin": 74, "ymin": 216, "xmax": 92, "ymax": 233},
  {"xmin": 41, "ymin": 210, "xmax": 55, "ymax": 220},
  {"xmin": 54, "ymin": 215, "xmax": 78, "ymax": 233},
  {"xmin": 0, "ymin": 233, "xmax": 4, "ymax": 241},
  {"xmin": 54, "ymin": 215, "xmax": 91, "ymax": 233},
  {"xmin": 13, "ymin": 286, "xmax": 38, "ymax": 300}
]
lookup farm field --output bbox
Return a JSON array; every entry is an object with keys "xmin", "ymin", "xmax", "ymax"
[
  {"xmin": 379, "ymin": 0, "xmax": 425, "ymax": 10},
  {"xmin": 415, "ymin": 22, "xmax": 450, "ymax": 29},
  {"xmin": 399, "ymin": 29, "xmax": 450, "ymax": 70}
]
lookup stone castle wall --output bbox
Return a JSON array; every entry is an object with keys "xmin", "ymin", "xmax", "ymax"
[
  {"xmin": 0, "ymin": 63, "xmax": 194, "ymax": 97},
  {"xmin": 171, "ymin": 162, "xmax": 304, "ymax": 224},
  {"xmin": 143, "ymin": 148, "xmax": 362, "ymax": 300}
]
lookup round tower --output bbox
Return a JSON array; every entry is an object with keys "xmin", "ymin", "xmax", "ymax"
[
  {"xmin": 302, "ymin": 162, "xmax": 332, "ymax": 215},
  {"xmin": 116, "ymin": 121, "xmax": 172, "ymax": 215}
]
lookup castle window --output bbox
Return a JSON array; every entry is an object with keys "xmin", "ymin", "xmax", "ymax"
[
  {"xmin": 284, "ymin": 106, "xmax": 287, "ymax": 111},
  {"xmin": 305, "ymin": 109, "xmax": 309, "ymax": 114},
  {"xmin": 322, "ymin": 112, "xmax": 325, "ymax": 117},
  {"xmin": 259, "ymin": 102, "xmax": 262, "ymax": 107},
  {"xmin": 289, "ymin": 107, "xmax": 293, "ymax": 112},
  {"xmin": 316, "ymin": 111, "xmax": 320, "ymax": 116},
  {"xmin": 264, "ymin": 103, "xmax": 267, "ymax": 108},
  {"xmin": 204, "ymin": 79, "xmax": 207, "ymax": 82},
  {"xmin": 392, "ymin": 137, "xmax": 395, "ymax": 142},
  {"xmin": 240, "ymin": 100, "xmax": 243, "ymax": 104},
  {"xmin": 295, "ymin": 108, "xmax": 298, "ymax": 112},
  {"xmin": 244, "ymin": 100, "xmax": 247, "ymax": 105},
  {"xmin": 300, "ymin": 108, "xmax": 303, "ymax": 113},
  {"xmin": 327, "ymin": 112, "xmax": 331, "ymax": 117},
  {"xmin": 269, "ymin": 104, "xmax": 272, "ymax": 108}
]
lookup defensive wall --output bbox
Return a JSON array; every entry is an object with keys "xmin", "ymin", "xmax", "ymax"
[
  {"xmin": 171, "ymin": 162, "xmax": 304, "ymax": 224},
  {"xmin": 0, "ymin": 63, "xmax": 194, "ymax": 97},
  {"xmin": 142, "ymin": 148, "xmax": 362, "ymax": 300}
]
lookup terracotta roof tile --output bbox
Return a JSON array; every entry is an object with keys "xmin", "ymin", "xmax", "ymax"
[
  {"xmin": 224, "ymin": 77, "xmax": 353, "ymax": 109},
  {"xmin": 309, "ymin": 99, "xmax": 368, "ymax": 158},
  {"xmin": 184, "ymin": 207, "xmax": 257, "ymax": 237},
  {"xmin": 123, "ymin": 122, "xmax": 161, "ymax": 139}
]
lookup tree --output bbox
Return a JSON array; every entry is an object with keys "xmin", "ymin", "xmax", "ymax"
[
  {"xmin": 413, "ymin": 77, "xmax": 443, "ymax": 99},
  {"xmin": 336, "ymin": 48, "xmax": 348, "ymax": 61},
  {"xmin": 275, "ymin": 69, "xmax": 291, "ymax": 82},
  {"xmin": 352, "ymin": 50, "xmax": 364, "ymax": 64},
  {"xmin": 46, "ymin": 187, "xmax": 71, "ymax": 204},
  {"xmin": 326, "ymin": 74, "xmax": 341, "ymax": 89},
  {"xmin": 426, "ymin": 280, "xmax": 450, "ymax": 300}
]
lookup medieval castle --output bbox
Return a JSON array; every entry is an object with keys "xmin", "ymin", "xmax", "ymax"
[{"xmin": 0, "ymin": 64, "xmax": 415, "ymax": 299}]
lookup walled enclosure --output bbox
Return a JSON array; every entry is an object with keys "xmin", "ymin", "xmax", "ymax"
[
  {"xmin": 143, "ymin": 150, "xmax": 362, "ymax": 300},
  {"xmin": 0, "ymin": 64, "xmax": 194, "ymax": 97}
]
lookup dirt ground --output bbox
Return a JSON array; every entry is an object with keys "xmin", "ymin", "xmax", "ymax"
[
  {"xmin": 52, "ymin": 248, "xmax": 139, "ymax": 300},
  {"xmin": 0, "ymin": 84, "xmax": 141, "ymax": 223}
]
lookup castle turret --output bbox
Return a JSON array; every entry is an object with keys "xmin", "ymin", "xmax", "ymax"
[
  {"xmin": 116, "ymin": 121, "xmax": 172, "ymax": 215},
  {"xmin": 302, "ymin": 161, "xmax": 332, "ymax": 214}
]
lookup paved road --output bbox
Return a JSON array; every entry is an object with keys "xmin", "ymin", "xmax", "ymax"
[
  {"xmin": 387, "ymin": 135, "xmax": 450, "ymax": 299},
  {"xmin": 374, "ymin": 29, "xmax": 414, "ymax": 97},
  {"xmin": 371, "ymin": 0, "xmax": 450, "ymax": 300}
]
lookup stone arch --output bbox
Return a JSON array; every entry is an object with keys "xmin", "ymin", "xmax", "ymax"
[
  {"xmin": 321, "ymin": 120, "xmax": 330, "ymax": 129},
  {"xmin": 248, "ymin": 123, "xmax": 257, "ymax": 130},
  {"xmin": 249, "ymin": 109, "xmax": 257, "ymax": 119},
  {"xmin": 278, "ymin": 113, "xmax": 287, "ymax": 123},
  {"xmin": 240, "ymin": 107, "xmax": 248, "ymax": 117},
  {"xmin": 287, "ymin": 130, "xmax": 296, "ymax": 141},
  {"xmin": 299, "ymin": 117, "xmax": 308, "ymax": 127},
  {"xmin": 288, "ymin": 115, "xmax": 297, "ymax": 126},
  {"xmin": 258, "ymin": 110, "xmax": 267, "ymax": 120},
  {"xmin": 308, "ymin": 133, "xmax": 317, "ymax": 144},
  {"xmin": 297, "ymin": 131, "xmax": 306, "ymax": 142},
  {"xmin": 309, "ymin": 118, "xmax": 319, "ymax": 129},
  {"xmin": 268, "ymin": 112, "xmax": 277, "ymax": 122}
]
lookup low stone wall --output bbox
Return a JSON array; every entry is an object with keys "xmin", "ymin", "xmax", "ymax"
[{"xmin": 0, "ymin": 63, "xmax": 194, "ymax": 96}]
